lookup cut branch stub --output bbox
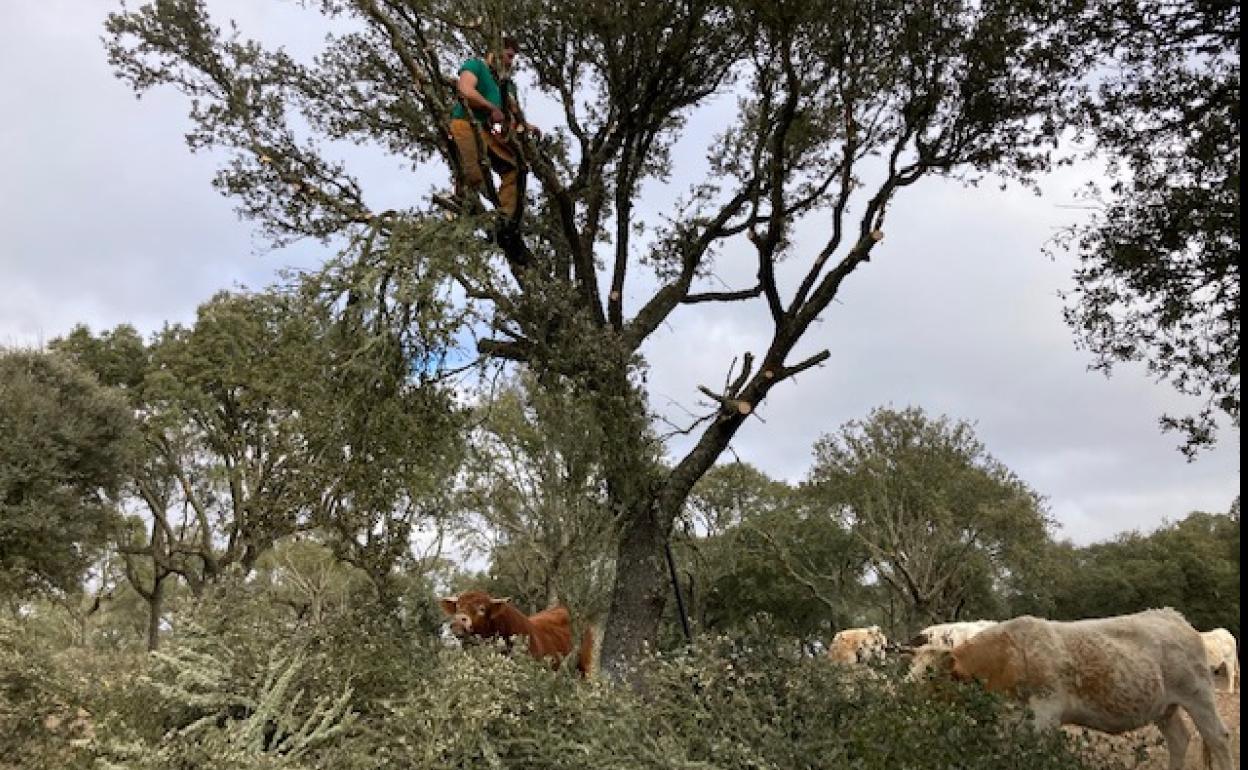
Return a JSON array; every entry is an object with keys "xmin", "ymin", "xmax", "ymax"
[{"xmin": 697, "ymin": 384, "xmax": 753, "ymax": 417}]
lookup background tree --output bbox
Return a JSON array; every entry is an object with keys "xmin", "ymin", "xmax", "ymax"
[
  {"xmin": 807, "ymin": 406, "xmax": 1051, "ymax": 636},
  {"xmin": 292, "ymin": 286, "xmax": 468, "ymax": 606},
  {"xmin": 104, "ymin": 0, "xmax": 1092, "ymax": 676},
  {"xmin": 0, "ymin": 349, "xmax": 135, "ymax": 601},
  {"xmin": 252, "ymin": 537, "xmax": 372, "ymax": 625},
  {"xmin": 1011, "ymin": 505, "xmax": 1240, "ymax": 637},
  {"xmin": 1059, "ymin": 0, "xmax": 1240, "ymax": 457},
  {"xmin": 675, "ymin": 463, "xmax": 793, "ymax": 633},
  {"xmin": 674, "ymin": 463, "xmax": 868, "ymax": 646},
  {"xmin": 458, "ymin": 373, "xmax": 618, "ymax": 624},
  {"xmin": 54, "ymin": 297, "xmax": 318, "ymax": 647},
  {"xmin": 54, "ymin": 289, "xmax": 465, "ymax": 642}
]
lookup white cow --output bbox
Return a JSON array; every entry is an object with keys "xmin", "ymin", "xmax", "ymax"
[
  {"xmin": 904, "ymin": 620, "xmax": 997, "ymax": 680},
  {"xmin": 827, "ymin": 625, "xmax": 889, "ymax": 665},
  {"xmin": 911, "ymin": 619, "xmax": 998, "ymax": 649},
  {"xmin": 1200, "ymin": 628, "xmax": 1239, "ymax": 693},
  {"xmin": 936, "ymin": 609, "xmax": 1233, "ymax": 770}
]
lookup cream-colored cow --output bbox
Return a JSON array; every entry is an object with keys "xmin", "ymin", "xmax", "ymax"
[
  {"xmin": 1200, "ymin": 628, "xmax": 1239, "ymax": 693},
  {"xmin": 934, "ymin": 609, "xmax": 1233, "ymax": 770},
  {"xmin": 911, "ymin": 619, "xmax": 998, "ymax": 649},
  {"xmin": 827, "ymin": 625, "xmax": 888, "ymax": 665},
  {"xmin": 904, "ymin": 620, "xmax": 997, "ymax": 680}
]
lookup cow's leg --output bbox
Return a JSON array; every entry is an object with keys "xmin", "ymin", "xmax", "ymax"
[
  {"xmin": 1180, "ymin": 692, "xmax": 1233, "ymax": 770},
  {"xmin": 1154, "ymin": 705, "xmax": 1189, "ymax": 770}
]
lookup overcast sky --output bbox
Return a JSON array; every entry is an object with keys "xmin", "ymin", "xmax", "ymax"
[{"xmin": 2, "ymin": 2, "xmax": 1239, "ymax": 547}]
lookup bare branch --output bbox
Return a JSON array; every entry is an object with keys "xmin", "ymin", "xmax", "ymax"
[{"xmin": 682, "ymin": 285, "xmax": 763, "ymax": 304}]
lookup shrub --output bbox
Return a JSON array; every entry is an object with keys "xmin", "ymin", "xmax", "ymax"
[
  {"xmin": 0, "ymin": 616, "xmax": 94, "ymax": 770},
  {"xmin": 44, "ymin": 594, "xmax": 1128, "ymax": 770},
  {"xmin": 317, "ymin": 621, "xmax": 1124, "ymax": 770}
]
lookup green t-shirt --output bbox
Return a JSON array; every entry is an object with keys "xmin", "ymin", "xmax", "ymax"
[{"xmin": 450, "ymin": 58, "xmax": 508, "ymax": 122}]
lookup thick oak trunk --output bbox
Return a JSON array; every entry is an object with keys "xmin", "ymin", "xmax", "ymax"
[
  {"xmin": 146, "ymin": 576, "xmax": 165, "ymax": 652},
  {"xmin": 598, "ymin": 509, "xmax": 671, "ymax": 683}
]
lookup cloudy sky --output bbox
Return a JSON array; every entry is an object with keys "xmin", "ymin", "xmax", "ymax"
[{"xmin": 2, "ymin": 2, "xmax": 1238, "ymax": 547}]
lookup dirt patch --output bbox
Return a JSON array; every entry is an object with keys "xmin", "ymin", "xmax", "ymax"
[{"xmin": 1063, "ymin": 690, "xmax": 1240, "ymax": 769}]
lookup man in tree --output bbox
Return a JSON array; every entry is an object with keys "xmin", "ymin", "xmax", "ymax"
[{"xmin": 449, "ymin": 36, "xmax": 531, "ymax": 218}]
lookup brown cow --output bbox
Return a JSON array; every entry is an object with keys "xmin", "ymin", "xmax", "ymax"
[
  {"xmin": 440, "ymin": 591, "xmax": 593, "ymax": 676},
  {"xmin": 930, "ymin": 609, "xmax": 1233, "ymax": 770}
]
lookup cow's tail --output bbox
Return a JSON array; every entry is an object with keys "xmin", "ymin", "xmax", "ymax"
[{"xmin": 577, "ymin": 624, "xmax": 595, "ymax": 677}]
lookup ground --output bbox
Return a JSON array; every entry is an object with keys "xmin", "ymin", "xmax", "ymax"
[{"xmin": 1064, "ymin": 690, "xmax": 1240, "ymax": 769}]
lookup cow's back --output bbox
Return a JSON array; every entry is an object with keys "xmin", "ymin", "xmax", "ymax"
[
  {"xmin": 1066, "ymin": 609, "xmax": 1210, "ymax": 694},
  {"xmin": 828, "ymin": 626, "xmax": 887, "ymax": 665},
  {"xmin": 526, "ymin": 605, "xmax": 574, "ymax": 660}
]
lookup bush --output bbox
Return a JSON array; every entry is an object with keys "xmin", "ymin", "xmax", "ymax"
[
  {"xmin": 34, "ymin": 593, "xmax": 1128, "ymax": 770},
  {"xmin": 0, "ymin": 616, "xmax": 94, "ymax": 770},
  {"xmin": 315, "ymin": 620, "xmax": 1124, "ymax": 770}
]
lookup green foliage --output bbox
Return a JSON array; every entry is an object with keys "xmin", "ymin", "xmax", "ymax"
[
  {"xmin": 675, "ymin": 463, "xmax": 869, "ymax": 643},
  {"xmin": 1059, "ymin": 0, "xmax": 1240, "ymax": 456},
  {"xmin": 253, "ymin": 538, "xmax": 374, "ymax": 625},
  {"xmin": 0, "ymin": 349, "xmax": 135, "ymax": 598},
  {"xmin": 0, "ymin": 578, "xmax": 1147, "ymax": 770},
  {"xmin": 99, "ymin": 649, "xmax": 356, "ymax": 770},
  {"xmin": 50, "ymin": 324, "xmax": 149, "ymax": 393},
  {"xmin": 461, "ymin": 372, "xmax": 618, "ymax": 620},
  {"xmin": 1012, "ymin": 507, "xmax": 1240, "ymax": 636},
  {"xmin": 332, "ymin": 623, "xmax": 1118, "ymax": 770},
  {"xmin": 0, "ymin": 616, "xmax": 94, "ymax": 770},
  {"xmin": 807, "ymin": 406, "xmax": 1052, "ymax": 636},
  {"xmin": 85, "ymin": 576, "xmax": 367, "ymax": 769}
]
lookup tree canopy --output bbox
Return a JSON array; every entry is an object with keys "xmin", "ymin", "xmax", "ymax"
[
  {"xmin": 1010, "ymin": 504, "xmax": 1240, "ymax": 637},
  {"xmin": 807, "ymin": 406, "xmax": 1051, "ymax": 635},
  {"xmin": 0, "ymin": 349, "xmax": 135, "ymax": 599},
  {"xmin": 1059, "ymin": 0, "xmax": 1240, "ymax": 457},
  {"xmin": 51, "ymin": 289, "xmax": 466, "ymax": 646}
]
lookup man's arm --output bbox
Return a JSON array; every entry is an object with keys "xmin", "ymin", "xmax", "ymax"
[{"xmin": 456, "ymin": 70, "xmax": 505, "ymax": 125}]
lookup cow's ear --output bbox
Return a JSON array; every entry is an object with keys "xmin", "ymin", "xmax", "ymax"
[{"xmin": 439, "ymin": 597, "xmax": 458, "ymax": 615}]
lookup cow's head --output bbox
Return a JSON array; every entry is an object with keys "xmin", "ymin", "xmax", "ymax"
[
  {"xmin": 440, "ymin": 591, "xmax": 512, "ymax": 640},
  {"xmin": 903, "ymin": 645, "xmax": 956, "ymax": 682},
  {"xmin": 946, "ymin": 631, "xmax": 1024, "ymax": 695}
]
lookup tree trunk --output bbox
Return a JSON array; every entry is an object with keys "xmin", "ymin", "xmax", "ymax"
[
  {"xmin": 597, "ymin": 381, "xmax": 758, "ymax": 681},
  {"xmin": 599, "ymin": 510, "xmax": 671, "ymax": 683},
  {"xmin": 146, "ymin": 576, "xmax": 165, "ymax": 651}
]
